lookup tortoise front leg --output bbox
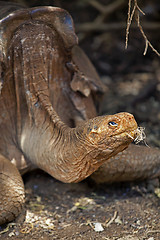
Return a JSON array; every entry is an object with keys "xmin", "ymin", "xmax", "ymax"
[{"xmin": 0, "ymin": 154, "xmax": 25, "ymax": 225}]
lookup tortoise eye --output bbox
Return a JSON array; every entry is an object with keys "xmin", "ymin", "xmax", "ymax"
[{"xmin": 108, "ymin": 121, "xmax": 118, "ymax": 127}]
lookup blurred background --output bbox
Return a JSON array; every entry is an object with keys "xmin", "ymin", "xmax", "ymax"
[{"xmin": 3, "ymin": 0, "xmax": 160, "ymax": 147}]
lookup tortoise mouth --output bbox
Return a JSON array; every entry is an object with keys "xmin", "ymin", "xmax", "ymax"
[
  {"xmin": 110, "ymin": 126, "xmax": 140, "ymax": 141},
  {"xmin": 118, "ymin": 129, "xmax": 137, "ymax": 141},
  {"xmin": 105, "ymin": 129, "xmax": 139, "ymax": 154},
  {"xmin": 121, "ymin": 127, "xmax": 145, "ymax": 143},
  {"xmin": 97, "ymin": 128, "xmax": 139, "ymax": 153}
]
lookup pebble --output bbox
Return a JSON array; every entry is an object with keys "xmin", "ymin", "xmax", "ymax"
[
  {"xmin": 93, "ymin": 222, "xmax": 104, "ymax": 232},
  {"xmin": 8, "ymin": 232, "xmax": 15, "ymax": 237}
]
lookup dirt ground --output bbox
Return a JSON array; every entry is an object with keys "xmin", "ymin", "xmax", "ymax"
[
  {"xmin": 0, "ymin": 0, "xmax": 160, "ymax": 239},
  {"xmin": 0, "ymin": 171, "xmax": 160, "ymax": 240}
]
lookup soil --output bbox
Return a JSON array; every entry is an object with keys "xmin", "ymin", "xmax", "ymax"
[
  {"xmin": 1, "ymin": 171, "xmax": 160, "ymax": 240},
  {"xmin": 0, "ymin": 0, "xmax": 160, "ymax": 239}
]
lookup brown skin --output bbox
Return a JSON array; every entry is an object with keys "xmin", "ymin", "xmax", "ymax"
[
  {"xmin": 20, "ymin": 112, "xmax": 138, "ymax": 183},
  {"xmin": 0, "ymin": 4, "xmax": 138, "ymax": 224},
  {"xmin": 91, "ymin": 144, "xmax": 160, "ymax": 183},
  {"xmin": 0, "ymin": 3, "xmax": 159, "ymax": 225}
]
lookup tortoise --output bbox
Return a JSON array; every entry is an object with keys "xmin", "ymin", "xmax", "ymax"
[{"xmin": 0, "ymin": 2, "xmax": 159, "ymax": 225}]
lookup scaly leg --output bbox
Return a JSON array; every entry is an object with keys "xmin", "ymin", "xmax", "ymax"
[{"xmin": 0, "ymin": 154, "xmax": 25, "ymax": 225}]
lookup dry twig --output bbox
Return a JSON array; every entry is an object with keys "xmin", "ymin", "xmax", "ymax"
[
  {"xmin": 105, "ymin": 211, "xmax": 118, "ymax": 227},
  {"xmin": 77, "ymin": 22, "xmax": 160, "ymax": 33},
  {"xmin": 77, "ymin": 0, "xmax": 126, "ymax": 33},
  {"xmin": 90, "ymin": 0, "xmax": 125, "ymax": 17},
  {"xmin": 77, "ymin": 0, "xmax": 160, "ymax": 51},
  {"xmin": 126, "ymin": 0, "xmax": 160, "ymax": 56}
]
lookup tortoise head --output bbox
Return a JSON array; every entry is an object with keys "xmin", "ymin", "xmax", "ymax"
[{"xmin": 80, "ymin": 112, "xmax": 138, "ymax": 161}]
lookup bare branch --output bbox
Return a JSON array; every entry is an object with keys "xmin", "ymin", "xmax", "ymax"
[
  {"xmin": 126, "ymin": 0, "xmax": 160, "ymax": 57},
  {"xmin": 77, "ymin": 22, "xmax": 160, "ymax": 33},
  {"xmin": 90, "ymin": 0, "xmax": 125, "ymax": 16},
  {"xmin": 125, "ymin": 0, "xmax": 137, "ymax": 49},
  {"xmin": 89, "ymin": 0, "xmax": 126, "ymax": 26}
]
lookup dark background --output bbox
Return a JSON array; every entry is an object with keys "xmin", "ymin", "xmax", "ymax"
[{"xmin": 5, "ymin": 0, "xmax": 160, "ymax": 146}]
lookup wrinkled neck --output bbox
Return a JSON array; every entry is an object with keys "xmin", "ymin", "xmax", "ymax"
[
  {"xmin": 20, "ymin": 112, "xmax": 106, "ymax": 183},
  {"xmin": 5, "ymin": 22, "xmax": 107, "ymax": 182}
]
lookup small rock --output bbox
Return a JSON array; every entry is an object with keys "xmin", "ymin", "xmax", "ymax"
[
  {"xmin": 154, "ymin": 188, "xmax": 160, "ymax": 198},
  {"xmin": 45, "ymin": 219, "xmax": 51, "ymax": 225},
  {"xmin": 115, "ymin": 216, "xmax": 122, "ymax": 225},
  {"xmin": 136, "ymin": 220, "xmax": 141, "ymax": 225},
  {"xmin": 8, "ymin": 232, "xmax": 15, "ymax": 237},
  {"xmin": 93, "ymin": 222, "xmax": 104, "ymax": 232}
]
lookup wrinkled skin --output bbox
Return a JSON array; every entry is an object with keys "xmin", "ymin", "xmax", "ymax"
[{"xmin": 0, "ymin": 2, "xmax": 159, "ymax": 225}]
